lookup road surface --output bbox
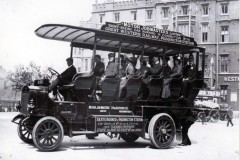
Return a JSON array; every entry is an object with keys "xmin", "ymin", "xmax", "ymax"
[{"xmin": 0, "ymin": 112, "xmax": 239, "ymax": 160}]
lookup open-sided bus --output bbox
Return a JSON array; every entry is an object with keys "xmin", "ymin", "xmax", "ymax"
[{"xmin": 12, "ymin": 22, "xmax": 205, "ymax": 151}]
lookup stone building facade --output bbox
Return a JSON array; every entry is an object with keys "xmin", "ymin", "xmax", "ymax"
[{"xmin": 80, "ymin": 0, "xmax": 239, "ymax": 109}]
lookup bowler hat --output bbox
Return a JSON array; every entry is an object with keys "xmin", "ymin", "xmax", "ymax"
[
  {"xmin": 66, "ymin": 57, "xmax": 73, "ymax": 61},
  {"xmin": 108, "ymin": 53, "xmax": 114, "ymax": 57}
]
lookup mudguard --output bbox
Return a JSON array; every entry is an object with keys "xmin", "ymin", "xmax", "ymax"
[{"xmin": 12, "ymin": 114, "xmax": 26, "ymax": 125}]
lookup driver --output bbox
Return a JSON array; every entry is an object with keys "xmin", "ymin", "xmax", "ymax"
[{"xmin": 49, "ymin": 57, "xmax": 76, "ymax": 98}]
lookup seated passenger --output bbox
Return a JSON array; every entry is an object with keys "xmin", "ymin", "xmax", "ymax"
[
  {"xmin": 119, "ymin": 55, "xmax": 127, "ymax": 77},
  {"xmin": 160, "ymin": 56, "xmax": 171, "ymax": 98},
  {"xmin": 181, "ymin": 53, "xmax": 196, "ymax": 98},
  {"xmin": 49, "ymin": 57, "xmax": 77, "ymax": 99},
  {"xmin": 136, "ymin": 58, "xmax": 150, "ymax": 100},
  {"xmin": 149, "ymin": 57, "xmax": 162, "ymax": 75},
  {"xmin": 119, "ymin": 55, "xmax": 135, "ymax": 100},
  {"xmin": 99, "ymin": 53, "xmax": 118, "ymax": 85},
  {"xmin": 93, "ymin": 55, "xmax": 105, "ymax": 78},
  {"xmin": 171, "ymin": 55, "xmax": 182, "ymax": 78},
  {"xmin": 135, "ymin": 58, "xmax": 150, "ymax": 78}
]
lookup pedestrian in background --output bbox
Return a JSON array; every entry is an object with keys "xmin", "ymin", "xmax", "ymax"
[{"xmin": 227, "ymin": 106, "xmax": 234, "ymax": 127}]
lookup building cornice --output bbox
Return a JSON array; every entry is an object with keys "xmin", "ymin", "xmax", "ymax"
[
  {"xmin": 198, "ymin": 42, "xmax": 239, "ymax": 45},
  {"xmin": 92, "ymin": 6, "xmax": 154, "ymax": 14},
  {"xmin": 218, "ymin": 73, "xmax": 239, "ymax": 75}
]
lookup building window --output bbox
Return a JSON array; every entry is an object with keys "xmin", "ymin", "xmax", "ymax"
[
  {"xmin": 162, "ymin": 25, "xmax": 168, "ymax": 30},
  {"xmin": 77, "ymin": 67, "xmax": 81, "ymax": 73},
  {"xmin": 221, "ymin": 26, "xmax": 229, "ymax": 42},
  {"xmin": 162, "ymin": 7, "xmax": 169, "ymax": 18},
  {"xmin": 220, "ymin": 85, "xmax": 228, "ymax": 102},
  {"xmin": 202, "ymin": 32, "xmax": 208, "ymax": 42},
  {"xmin": 99, "ymin": 14, "xmax": 104, "ymax": 23},
  {"xmin": 178, "ymin": 24, "xmax": 189, "ymax": 36},
  {"xmin": 202, "ymin": 23, "xmax": 208, "ymax": 42},
  {"xmin": 131, "ymin": 11, "xmax": 137, "ymax": 21},
  {"xmin": 114, "ymin": 13, "xmax": 120, "ymax": 22},
  {"xmin": 182, "ymin": 5, "xmax": 188, "ymax": 15},
  {"xmin": 220, "ymin": 55, "xmax": 228, "ymax": 73},
  {"xmin": 146, "ymin": 10, "xmax": 153, "ymax": 20},
  {"xmin": 221, "ymin": 3, "xmax": 228, "ymax": 14},
  {"xmin": 202, "ymin": 4, "xmax": 209, "ymax": 15}
]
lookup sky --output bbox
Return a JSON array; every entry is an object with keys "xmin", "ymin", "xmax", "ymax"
[{"xmin": 0, "ymin": 0, "xmax": 96, "ymax": 73}]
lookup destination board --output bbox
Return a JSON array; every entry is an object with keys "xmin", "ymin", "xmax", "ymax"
[
  {"xmin": 94, "ymin": 116, "xmax": 144, "ymax": 133},
  {"xmin": 101, "ymin": 22, "xmax": 195, "ymax": 46}
]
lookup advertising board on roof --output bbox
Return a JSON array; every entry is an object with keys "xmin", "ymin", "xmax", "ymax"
[{"xmin": 101, "ymin": 22, "xmax": 195, "ymax": 46}]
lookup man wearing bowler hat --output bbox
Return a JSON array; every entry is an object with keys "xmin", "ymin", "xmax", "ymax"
[{"xmin": 49, "ymin": 57, "xmax": 76, "ymax": 99}]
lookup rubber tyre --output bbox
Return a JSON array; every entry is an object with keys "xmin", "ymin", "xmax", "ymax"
[
  {"xmin": 148, "ymin": 113, "xmax": 176, "ymax": 149},
  {"xmin": 120, "ymin": 133, "xmax": 139, "ymax": 142},
  {"xmin": 32, "ymin": 116, "xmax": 64, "ymax": 151},
  {"xmin": 17, "ymin": 117, "xmax": 33, "ymax": 144}
]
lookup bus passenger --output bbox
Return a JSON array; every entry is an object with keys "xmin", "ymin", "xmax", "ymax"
[
  {"xmin": 136, "ymin": 58, "xmax": 150, "ymax": 100},
  {"xmin": 149, "ymin": 57, "xmax": 162, "ymax": 75},
  {"xmin": 119, "ymin": 55, "xmax": 135, "ymax": 100},
  {"xmin": 93, "ymin": 55, "xmax": 105, "ymax": 77},
  {"xmin": 99, "ymin": 53, "xmax": 118, "ymax": 85},
  {"xmin": 160, "ymin": 56, "xmax": 171, "ymax": 98},
  {"xmin": 171, "ymin": 55, "xmax": 182, "ymax": 78},
  {"xmin": 119, "ymin": 55, "xmax": 127, "ymax": 77},
  {"xmin": 181, "ymin": 53, "xmax": 196, "ymax": 98}
]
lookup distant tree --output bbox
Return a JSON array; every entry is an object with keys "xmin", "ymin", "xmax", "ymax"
[{"xmin": 8, "ymin": 62, "xmax": 46, "ymax": 92}]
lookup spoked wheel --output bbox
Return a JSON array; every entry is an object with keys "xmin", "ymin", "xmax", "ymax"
[
  {"xmin": 32, "ymin": 117, "xmax": 64, "ymax": 151},
  {"xmin": 17, "ymin": 117, "xmax": 34, "ymax": 144},
  {"xmin": 209, "ymin": 109, "xmax": 220, "ymax": 123},
  {"xmin": 148, "ymin": 113, "xmax": 176, "ymax": 149},
  {"xmin": 197, "ymin": 112, "xmax": 206, "ymax": 121},
  {"xmin": 120, "ymin": 133, "xmax": 139, "ymax": 142}
]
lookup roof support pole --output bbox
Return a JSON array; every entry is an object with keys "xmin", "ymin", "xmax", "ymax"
[
  {"xmin": 162, "ymin": 49, "xmax": 166, "ymax": 65},
  {"xmin": 196, "ymin": 50, "xmax": 199, "ymax": 72},
  {"xmin": 141, "ymin": 45, "xmax": 145, "ymax": 60},
  {"xmin": 70, "ymin": 44, "xmax": 73, "ymax": 58},
  {"xmin": 118, "ymin": 41, "xmax": 122, "ymax": 75},
  {"xmin": 202, "ymin": 49, "xmax": 205, "ymax": 79},
  {"xmin": 92, "ymin": 36, "xmax": 97, "ymax": 70}
]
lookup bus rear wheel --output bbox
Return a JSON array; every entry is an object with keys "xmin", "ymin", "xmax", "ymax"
[{"xmin": 148, "ymin": 113, "xmax": 176, "ymax": 149}]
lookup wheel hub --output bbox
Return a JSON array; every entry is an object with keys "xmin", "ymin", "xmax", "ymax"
[
  {"xmin": 161, "ymin": 128, "xmax": 167, "ymax": 134},
  {"xmin": 44, "ymin": 129, "xmax": 53, "ymax": 138}
]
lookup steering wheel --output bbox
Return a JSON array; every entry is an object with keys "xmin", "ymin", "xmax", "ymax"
[{"xmin": 48, "ymin": 67, "xmax": 60, "ymax": 80}]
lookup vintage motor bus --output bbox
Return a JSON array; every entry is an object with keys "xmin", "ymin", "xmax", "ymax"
[{"xmin": 12, "ymin": 22, "xmax": 205, "ymax": 151}]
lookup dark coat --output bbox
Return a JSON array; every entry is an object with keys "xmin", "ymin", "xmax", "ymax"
[
  {"xmin": 149, "ymin": 63, "xmax": 162, "ymax": 75},
  {"xmin": 171, "ymin": 64, "xmax": 182, "ymax": 78},
  {"xmin": 94, "ymin": 62, "xmax": 105, "ymax": 77},
  {"xmin": 60, "ymin": 65, "xmax": 77, "ymax": 85},
  {"xmin": 160, "ymin": 65, "xmax": 171, "ymax": 78},
  {"xmin": 183, "ymin": 64, "xmax": 196, "ymax": 80}
]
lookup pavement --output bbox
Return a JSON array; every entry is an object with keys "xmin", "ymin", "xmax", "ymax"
[{"xmin": 0, "ymin": 112, "xmax": 239, "ymax": 160}]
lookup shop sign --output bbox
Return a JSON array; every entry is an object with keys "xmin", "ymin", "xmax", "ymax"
[
  {"xmin": 198, "ymin": 90, "xmax": 220, "ymax": 97},
  {"xmin": 224, "ymin": 77, "xmax": 239, "ymax": 82}
]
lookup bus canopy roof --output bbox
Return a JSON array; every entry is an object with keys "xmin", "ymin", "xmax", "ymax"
[{"xmin": 35, "ymin": 22, "xmax": 204, "ymax": 56}]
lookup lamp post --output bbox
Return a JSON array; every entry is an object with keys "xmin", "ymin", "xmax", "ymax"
[{"xmin": 210, "ymin": 56, "xmax": 214, "ymax": 89}]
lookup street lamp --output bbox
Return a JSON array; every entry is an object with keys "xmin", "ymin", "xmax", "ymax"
[{"xmin": 210, "ymin": 56, "xmax": 214, "ymax": 89}]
